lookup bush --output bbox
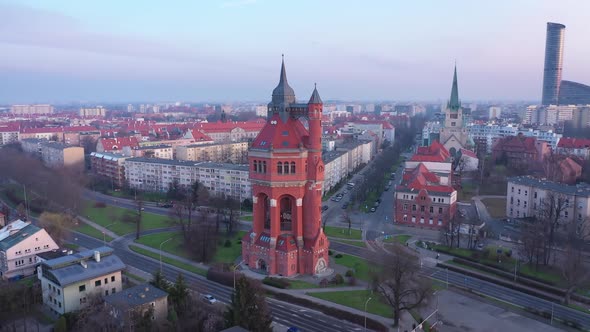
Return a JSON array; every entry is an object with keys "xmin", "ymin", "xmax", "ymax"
[
  {"xmin": 330, "ymin": 274, "xmax": 344, "ymax": 285},
  {"xmin": 345, "ymin": 269, "xmax": 355, "ymax": 277},
  {"xmin": 328, "ymin": 250, "xmax": 333, "ymax": 256},
  {"xmin": 319, "ymin": 278, "xmax": 329, "ymax": 288},
  {"xmin": 94, "ymin": 202, "xmax": 107, "ymax": 208},
  {"xmin": 223, "ymin": 239, "xmax": 232, "ymax": 248},
  {"xmin": 236, "ymin": 240, "xmax": 242, "ymax": 244},
  {"xmin": 335, "ymin": 254, "xmax": 343, "ymax": 259},
  {"xmin": 470, "ymin": 251, "xmax": 481, "ymax": 260},
  {"xmin": 54, "ymin": 316, "xmax": 67, "ymax": 332},
  {"xmin": 262, "ymin": 277, "xmax": 291, "ymax": 289},
  {"xmin": 505, "ymin": 250, "xmax": 512, "ymax": 258}
]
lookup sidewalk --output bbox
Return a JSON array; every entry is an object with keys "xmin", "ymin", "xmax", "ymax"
[{"xmin": 77, "ymin": 215, "xmax": 120, "ymax": 240}]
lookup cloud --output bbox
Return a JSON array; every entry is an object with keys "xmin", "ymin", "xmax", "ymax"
[{"xmin": 220, "ymin": 0, "xmax": 257, "ymax": 8}]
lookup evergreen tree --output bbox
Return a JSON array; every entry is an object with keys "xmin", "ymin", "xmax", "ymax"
[
  {"xmin": 170, "ymin": 273, "xmax": 189, "ymax": 314},
  {"xmin": 225, "ymin": 276, "xmax": 272, "ymax": 331},
  {"xmin": 150, "ymin": 270, "xmax": 169, "ymax": 292}
]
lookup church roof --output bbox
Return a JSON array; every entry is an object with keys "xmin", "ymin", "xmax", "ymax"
[
  {"xmin": 448, "ymin": 65, "xmax": 461, "ymax": 111},
  {"xmin": 251, "ymin": 113, "xmax": 308, "ymax": 150},
  {"xmin": 271, "ymin": 57, "xmax": 296, "ymax": 105},
  {"xmin": 411, "ymin": 140, "xmax": 451, "ymax": 162},
  {"xmin": 308, "ymin": 84, "xmax": 323, "ymax": 104}
]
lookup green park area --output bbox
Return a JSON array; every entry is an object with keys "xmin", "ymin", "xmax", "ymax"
[
  {"xmin": 384, "ymin": 234, "xmax": 411, "ymax": 244},
  {"xmin": 334, "ymin": 239, "xmax": 366, "ymax": 248},
  {"xmin": 324, "ymin": 226, "xmax": 362, "ymax": 240},
  {"xmin": 75, "ymin": 223, "xmax": 114, "ymax": 242},
  {"xmin": 332, "ymin": 253, "xmax": 373, "ymax": 281},
  {"xmin": 308, "ymin": 290, "xmax": 392, "ymax": 318},
  {"xmin": 128, "ymin": 245, "xmax": 208, "ymax": 276},
  {"xmin": 481, "ymin": 198, "xmax": 506, "ymax": 218},
  {"xmin": 84, "ymin": 201, "xmax": 174, "ymax": 236}
]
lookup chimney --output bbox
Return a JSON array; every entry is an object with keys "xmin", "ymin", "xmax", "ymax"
[
  {"xmin": 94, "ymin": 250, "xmax": 101, "ymax": 262},
  {"xmin": 80, "ymin": 260, "xmax": 88, "ymax": 269}
]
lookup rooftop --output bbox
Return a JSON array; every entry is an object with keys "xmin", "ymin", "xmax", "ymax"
[
  {"xmin": 126, "ymin": 157, "xmax": 248, "ymax": 171},
  {"xmin": 508, "ymin": 175, "xmax": 590, "ymax": 197},
  {"xmin": 104, "ymin": 283, "xmax": 167, "ymax": 308},
  {"xmin": 0, "ymin": 220, "xmax": 40, "ymax": 250}
]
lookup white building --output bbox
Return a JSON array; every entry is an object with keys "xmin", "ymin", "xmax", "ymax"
[
  {"xmin": 254, "ymin": 105, "xmax": 268, "ymax": 117},
  {"xmin": 38, "ymin": 247, "xmax": 125, "ymax": 315},
  {"xmin": 468, "ymin": 124, "xmax": 518, "ymax": 153},
  {"xmin": 0, "ymin": 125, "xmax": 19, "ymax": 146},
  {"xmin": 489, "ymin": 106, "xmax": 502, "ymax": 119},
  {"xmin": 0, "ymin": 220, "xmax": 59, "ymax": 280},
  {"xmin": 79, "ymin": 107, "xmax": 106, "ymax": 117},
  {"xmin": 322, "ymin": 150, "xmax": 349, "ymax": 194},
  {"xmin": 506, "ymin": 176, "xmax": 590, "ymax": 234},
  {"xmin": 11, "ymin": 104, "xmax": 54, "ymax": 115}
]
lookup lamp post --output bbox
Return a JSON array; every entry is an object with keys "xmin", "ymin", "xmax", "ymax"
[
  {"xmin": 364, "ymin": 297, "xmax": 373, "ymax": 331},
  {"xmin": 103, "ymin": 222, "xmax": 116, "ymax": 245},
  {"xmin": 233, "ymin": 260, "xmax": 246, "ymax": 290},
  {"xmin": 159, "ymin": 237, "xmax": 173, "ymax": 274}
]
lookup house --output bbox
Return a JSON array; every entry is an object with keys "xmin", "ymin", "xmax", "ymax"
[
  {"xmin": 38, "ymin": 247, "xmax": 125, "ymax": 315},
  {"xmin": 545, "ymin": 156, "xmax": 583, "ymax": 185},
  {"xmin": 96, "ymin": 137, "xmax": 140, "ymax": 154},
  {"xmin": 556, "ymin": 138, "xmax": 590, "ymax": 160},
  {"xmin": 491, "ymin": 134, "xmax": 550, "ymax": 168},
  {"xmin": 104, "ymin": 283, "xmax": 168, "ymax": 327},
  {"xmin": 404, "ymin": 141, "xmax": 453, "ymax": 186},
  {"xmin": 0, "ymin": 219, "xmax": 59, "ymax": 280}
]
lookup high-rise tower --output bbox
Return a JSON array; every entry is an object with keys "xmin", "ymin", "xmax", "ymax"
[
  {"xmin": 242, "ymin": 58, "xmax": 329, "ymax": 276},
  {"xmin": 541, "ymin": 22, "xmax": 566, "ymax": 106}
]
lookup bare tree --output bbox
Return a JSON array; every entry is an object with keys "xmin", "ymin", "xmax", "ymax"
[
  {"xmin": 538, "ymin": 192, "xmax": 569, "ymax": 265},
  {"xmin": 561, "ymin": 222, "xmax": 590, "ymax": 305},
  {"xmin": 123, "ymin": 197, "xmax": 143, "ymax": 240},
  {"xmin": 341, "ymin": 209, "xmax": 353, "ymax": 235},
  {"xmin": 519, "ymin": 219, "xmax": 546, "ymax": 268},
  {"xmin": 440, "ymin": 215, "xmax": 460, "ymax": 249},
  {"xmin": 38, "ymin": 212, "xmax": 75, "ymax": 246},
  {"xmin": 373, "ymin": 245, "xmax": 432, "ymax": 327}
]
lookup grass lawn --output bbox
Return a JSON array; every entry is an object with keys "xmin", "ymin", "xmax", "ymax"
[
  {"xmin": 458, "ymin": 181, "xmax": 477, "ymax": 201},
  {"xmin": 324, "ymin": 226, "xmax": 362, "ymax": 240},
  {"xmin": 334, "ymin": 239, "xmax": 366, "ymax": 248},
  {"xmin": 108, "ymin": 190, "xmax": 167, "ymax": 202},
  {"xmin": 75, "ymin": 223, "xmax": 114, "ymax": 242},
  {"xmin": 287, "ymin": 279, "xmax": 320, "ymax": 289},
  {"xmin": 518, "ymin": 264, "xmax": 562, "ymax": 285},
  {"xmin": 384, "ymin": 234, "xmax": 411, "ymax": 244},
  {"xmin": 332, "ymin": 254, "xmax": 374, "ymax": 281},
  {"xmin": 123, "ymin": 271, "xmax": 147, "ymax": 283},
  {"xmin": 84, "ymin": 201, "xmax": 174, "ymax": 235},
  {"xmin": 135, "ymin": 231, "xmax": 189, "ymax": 259},
  {"xmin": 213, "ymin": 231, "xmax": 247, "ymax": 264},
  {"xmin": 129, "ymin": 245, "xmax": 208, "ymax": 276},
  {"xmin": 62, "ymin": 243, "xmax": 80, "ymax": 250},
  {"xmin": 481, "ymin": 198, "xmax": 507, "ymax": 218},
  {"xmin": 240, "ymin": 215, "xmax": 253, "ymax": 222},
  {"xmin": 308, "ymin": 290, "xmax": 392, "ymax": 318}
]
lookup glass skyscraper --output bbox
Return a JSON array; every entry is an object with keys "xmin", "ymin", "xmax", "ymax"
[{"xmin": 541, "ymin": 22, "xmax": 565, "ymax": 105}]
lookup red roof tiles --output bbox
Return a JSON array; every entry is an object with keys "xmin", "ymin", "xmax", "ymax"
[
  {"xmin": 98, "ymin": 137, "xmax": 139, "ymax": 151},
  {"xmin": 410, "ymin": 141, "xmax": 451, "ymax": 162},
  {"xmin": 557, "ymin": 137, "xmax": 590, "ymax": 149}
]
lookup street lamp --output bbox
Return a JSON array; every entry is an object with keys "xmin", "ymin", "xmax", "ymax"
[
  {"xmin": 364, "ymin": 297, "xmax": 373, "ymax": 331},
  {"xmin": 103, "ymin": 222, "xmax": 116, "ymax": 245},
  {"xmin": 233, "ymin": 260, "xmax": 246, "ymax": 290},
  {"xmin": 159, "ymin": 237, "xmax": 173, "ymax": 274}
]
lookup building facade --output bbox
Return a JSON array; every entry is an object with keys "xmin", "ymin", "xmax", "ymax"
[
  {"xmin": 0, "ymin": 220, "xmax": 59, "ymax": 280},
  {"xmin": 541, "ymin": 22, "xmax": 566, "ymax": 105},
  {"xmin": 11, "ymin": 104, "xmax": 54, "ymax": 115},
  {"xmin": 242, "ymin": 60, "xmax": 330, "ymax": 276},
  {"xmin": 176, "ymin": 141, "xmax": 249, "ymax": 164},
  {"xmin": 491, "ymin": 134, "xmax": 550, "ymax": 168},
  {"xmin": 556, "ymin": 138, "xmax": 590, "ymax": 160},
  {"xmin": 38, "ymin": 247, "xmax": 125, "ymax": 315},
  {"xmin": 104, "ymin": 284, "xmax": 168, "ymax": 327},
  {"xmin": 79, "ymin": 107, "xmax": 106, "ymax": 117},
  {"xmin": 90, "ymin": 152, "xmax": 129, "ymax": 188},
  {"xmin": 39, "ymin": 141, "xmax": 85, "ymax": 170}
]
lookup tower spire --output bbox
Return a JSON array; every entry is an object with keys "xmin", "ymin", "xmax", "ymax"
[
  {"xmin": 309, "ymin": 83, "xmax": 323, "ymax": 104},
  {"xmin": 448, "ymin": 64, "xmax": 460, "ymax": 111},
  {"xmin": 271, "ymin": 55, "xmax": 296, "ymax": 105}
]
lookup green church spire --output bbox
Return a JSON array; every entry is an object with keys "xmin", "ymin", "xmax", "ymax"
[{"xmin": 448, "ymin": 64, "xmax": 461, "ymax": 111}]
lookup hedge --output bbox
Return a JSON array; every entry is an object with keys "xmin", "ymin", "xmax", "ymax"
[{"xmin": 263, "ymin": 277, "xmax": 291, "ymax": 289}]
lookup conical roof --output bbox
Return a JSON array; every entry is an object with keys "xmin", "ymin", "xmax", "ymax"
[
  {"xmin": 271, "ymin": 56, "xmax": 296, "ymax": 104},
  {"xmin": 308, "ymin": 83, "xmax": 323, "ymax": 104},
  {"xmin": 448, "ymin": 65, "xmax": 460, "ymax": 111}
]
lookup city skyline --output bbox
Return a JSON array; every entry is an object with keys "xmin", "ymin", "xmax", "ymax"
[{"xmin": 1, "ymin": 1, "xmax": 590, "ymax": 103}]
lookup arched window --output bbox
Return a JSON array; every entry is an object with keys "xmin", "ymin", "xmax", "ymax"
[
  {"xmin": 290, "ymin": 161, "xmax": 296, "ymax": 174},
  {"xmin": 277, "ymin": 162, "xmax": 283, "ymax": 174},
  {"xmin": 253, "ymin": 160, "xmax": 258, "ymax": 172},
  {"xmin": 283, "ymin": 161, "xmax": 289, "ymax": 174},
  {"xmin": 262, "ymin": 161, "xmax": 267, "ymax": 173}
]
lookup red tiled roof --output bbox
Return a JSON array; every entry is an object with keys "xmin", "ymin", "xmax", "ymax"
[
  {"xmin": 410, "ymin": 141, "xmax": 450, "ymax": 162},
  {"xmin": 492, "ymin": 135, "xmax": 537, "ymax": 154},
  {"xmin": 557, "ymin": 138, "xmax": 590, "ymax": 149},
  {"xmin": 251, "ymin": 114, "xmax": 308, "ymax": 150},
  {"xmin": 185, "ymin": 129, "xmax": 214, "ymax": 142},
  {"xmin": 98, "ymin": 137, "xmax": 139, "ymax": 151},
  {"xmin": 193, "ymin": 120, "xmax": 265, "ymax": 133},
  {"xmin": 459, "ymin": 148, "xmax": 477, "ymax": 158},
  {"xmin": 398, "ymin": 162, "xmax": 454, "ymax": 194}
]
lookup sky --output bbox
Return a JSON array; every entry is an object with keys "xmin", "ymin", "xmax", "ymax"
[{"xmin": 0, "ymin": 0, "xmax": 589, "ymax": 104}]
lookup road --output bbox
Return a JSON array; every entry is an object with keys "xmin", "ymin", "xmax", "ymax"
[{"xmin": 71, "ymin": 232, "xmax": 366, "ymax": 332}]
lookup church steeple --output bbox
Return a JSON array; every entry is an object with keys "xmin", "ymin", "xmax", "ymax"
[
  {"xmin": 271, "ymin": 55, "xmax": 296, "ymax": 105},
  {"xmin": 308, "ymin": 83, "xmax": 323, "ymax": 104},
  {"xmin": 448, "ymin": 64, "xmax": 461, "ymax": 111}
]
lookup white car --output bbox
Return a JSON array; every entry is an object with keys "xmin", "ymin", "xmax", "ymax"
[{"xmin": 202, "ymin": 294, "xmax": 217, "ymax": 304}]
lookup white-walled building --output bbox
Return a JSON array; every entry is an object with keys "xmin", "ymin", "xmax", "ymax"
[
  {"xmin": 0, "ymin": 220, "xmax": 59, "ymax": 280},
  {"xmin": 489, "ymin": 106, "xmax": 502, "ymax": 119},
  {"xmin": 79, "ymin": 107, "xmax": 106, "ymax": 117},
  {"xmin": 38, "ymin": 247, "xmax": 125, "ymax": 315}
]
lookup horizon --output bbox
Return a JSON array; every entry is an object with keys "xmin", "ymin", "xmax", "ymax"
[{"xmin": 1, "ymin": 1, "xmax": 589, "ymax": 104}]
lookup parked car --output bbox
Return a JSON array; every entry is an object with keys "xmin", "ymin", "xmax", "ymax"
[
  {"xmin": 376, "ymin": 198, "xmax": 382, "ymax": 204},
  {"xmin": 476, "ymin": 243, "xmax": 485, "ymax": 250},
  {"xmin": 321, "ymin": 205, "xmax": 329, "ymax": 212},
  {"xmin": 370, "ymin": 207, "xmax": 376, "ymax": 212},
  {"xmin": 202, "ymin": 294, "xmax": 217, "ymax": 304}
]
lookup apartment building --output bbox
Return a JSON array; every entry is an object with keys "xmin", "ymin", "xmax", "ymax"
[
  {"xmin": 0, "ymin": 124, "xmax": 20, "ymax": 146},
  {"xmin": 322, "ymin": 150, "xmax": 349, "ymax": 194},
  {"xmin": 79, "ymin": 107, "xmax": 106, "ymax": 117},
  {"xmin": 96, "ymin": 137, "xmax": 140, "ymax": 153},
  {"xmin": 492, "ymin": 134, "xmax": 550, "ymax": 168},
  {"xmin": 38, "ymin": 247, "xmax": 125, "ymax": 315},
  {"xmin": 335, "ymin": 140, "xmax": 375, "ymax": 173},
  {"xmin": 11, "ymin": 104, "xmax": 54, "ymax": 115},
  {"xmin": 556, "ymin": 138, "xmax": 590, "ymax": 160},
  {"xmin": 176, "ymin": 141, "xmax": 248, "ymax": 164},
  {"xmin": 40, "ymin": 141, "xmax": 85, "ymax": 170},
  {"xmin": 125, "ymin": 158, "xmax": 250, "ymax": 201},
  {"xmin": 506, "ymin": 176, "xmax": 590, "ymax": 234},
  {"xmin": 104, "ymin": 284, "xmax": 168, "ymax": 326},
  {"xmin": 0, "ymin": 220, "xmax": 59, "ymax": 280},
  {"xmin": 123, "ymin": 144, "xmax": 173, "ymax": 159},
  {"xmin": 189, "ymin": 120, "xmax": 265, "ymax": 143},
  {"xmin": 90, "ymin": 152, "xmax": 129, "ymax": 188}
]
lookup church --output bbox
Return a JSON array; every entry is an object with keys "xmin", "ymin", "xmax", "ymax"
[{"xmin": 241, "ymin": 58, "xmax": 330, "ymax": 276}]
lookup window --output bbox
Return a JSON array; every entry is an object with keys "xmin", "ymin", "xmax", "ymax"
[
  {"xmin": 105, "ymin": 290, "xmax": 109, "ymax": 296},
  {"xmin": 525, "ymin": 190, "xmax": 528, "ymax": 196},
  {"xmin": 412, "ymin": 204, "xmax": 416, "ymax": 211},
  {"xmin": 79, "ymin": 285, "xmax": 86, "ymax": 292},
  {"xmin": 420, "ymin": 206, "xmax": 425, "ymax": 212},
  {"xmin": 403, "ymin": 204, "xmax": 408, "ymax": 211},
  {"xmin": 277, "ymin": 162, "xmax": 283, "ymax": 174},
  {"xmin": 534, "ymin": 191, "xmax": 537, "ymax": 198},
  {"xmin": 57, "ymin": 289, "xmax": 60, "ymax": 295},
  {"xmin": 511, "ymin": 187, "xmax": 514, "ymax": 192},
  {"xmin": 429, "ymin": 206, "xmax": 434, "ymax": 213},
  {"xmin": 403, "ymin": 215, "xmax": 408, "ymax": 221},
  {"xmin": 290, "ymin": 162, "xmax": 296, "ymax": 174},
  {"xmin": 451, "ymin": 122, "xmax": 456, "ymax": 126},
  {"xmin": 411, "ymin": 216, "xmax": 416, "ymax": 223},
  {"xmin": 104, "ymin": 278, "xmax": 108, "ymax": 284},
  {"xmin": 262, "ymin": 161, "xmax": 267, "ymax": 173},
  {"xmin": 95, "ymin": 280, "xmax": 101, "ymax": 287},
  {"xmin": 518, "ymin": 189, "xmax": 521, "ymax": 194},
  {"xmin": 253, "ymin": 160, "xmax": 257, "ymax": 172},
  {"xmin": 111, "ymin": 276, "xmax": 115, "ymax": 282},
  {"xmin": 438, "ymin": 207, "xmax": 443, "ymax": 214}
]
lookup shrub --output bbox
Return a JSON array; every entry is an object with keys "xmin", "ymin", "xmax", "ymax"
[
  {"xmin": 236, "ymin": 240, "xmax": 242, "ymax": 244},
  {"xmin": 94, "ymin": 202, "xmax": 107, "ymax": 208},
  {"xmin": 335, "ymin": 254, "xmax": 343, "ymax": 259},
  {"xmin": 345, "ymin": 269, "xmax": 355, "ymax": 277},
  {"xmin": 330, "ymin": 274, "xmax": 344, "ymax": 285},
  {"xmin": 328, "ymin": 250, "xmax": 333, "ymax": 256},
  {"xmin": 470, "ymin": 251, "xmax": 481, "ymax": 260},
  {"xmin": 223, "ymin": 239, "xmax": 232, "ymax": 248},
  {"xmin": 319, "ymin": 278, "xmax": 329, "ymax": 288},
  {"xmin": 505, "ymin": 250, "xmax": 512, "ymax": 258},
  {"xmin": 262, "ymin": 277, "xmax": 291, "ymax": 289}
]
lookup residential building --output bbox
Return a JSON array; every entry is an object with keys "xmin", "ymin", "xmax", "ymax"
[
  {"xmin": 421, "ymin": 121, "xmax": 442, "ymax": 147},
  {"xmin": 104, "ymin": 284, "xmax": 168, "ymax": 327},
  {"xmin": 176, "ymin": 141, "xmax": 249, "ymax": 164},
  {"xmin": 242, "ymin": 59, "xmax": 330, "ymax": 276},
  {"xmin": 38, "ymin": 247, "xmax": 125, "ymax": 315},
  {"xmin": 467, "ymin": 124, "xmax": 518, "ymax": 153},
  {"xmin": 506, "ymin": 176, "xmax": 590, "ymax": 234},
  {"xmin": 90, "ymin": 152, "xmax": 129, "ymax": 188},
  {"xmin": 11, "ymin": 104, "xmax": 54, "ymax": 115},
  {"xmin": 491, "ymin": 134, "xmax": 550, "ymax": 168},
  {"xmin": 189, "ymin": 120, "xmax": 265, "ymax": 143},
  {"xmin": 556, "ymin": 138, "xmax": 590, "ymax": 160},
  {"xmin": 39, "ymin": 141, "xmax": 85, "ymax": 170},
  {"xmin": 0, "ymin": 124, "xmax": 20, "ymax": 146},
  {"xmin": 96, "ymin": 137, "xmax": 140, "ymax": 154},
  {"xmin": 404, "ymin": 141, "xmax": 453, "ymax": 186},
  {"xmin": 489, "ymin": 106, "xmax": 502, "ymax": 119},
  {"xmin": 19, "ymin": 126, "xmax": 98, "ymax": 142},
  {"xmin": 322, "ymin": 150, "xmax": 349, "ymax": 194},
  {"xmin": 20, "ymin": 138, "xmax": 44, "ymax": 156},
  {"xmin": 123, "ymin": 144, "xmax": 173, "ymax": 159},
  {"xmin": 0, "ymin": 220, "xmax": 59, "ymax": 280},
  {"xmin": 335, "ymin": 140, "xmax": 375, "ymax": 173},
  {"xmin": 79, "ymin": 107, "xmax": 106, "ymax": 117}
]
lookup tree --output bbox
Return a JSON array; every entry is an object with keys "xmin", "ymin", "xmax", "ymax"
[
  {"xmin": 150, "ymin": 270, "xmax": 170, "ymax": 292},
  {"xmin": 519, "ymin": 218, "xmax": 546, "ymax": 268},
  {"xmin": 166, "ymin": 179, "xmax": 185, "ymax": 201},
  {"xmin": 38, "ymin": 212, "xmax": 74, "ymax": 246},
  {"xmin": 225, "ymin": 276, "xmax": 273, "ymax": 331},
  {"xmin": 225, "ymin": 197, "xmax": 240, "ymax": 234},
  {"xmin": 440, "ymin": 215, "xmax": 460, "ymax": 249},
  {"xmin": 123, "ymin": 197, "xmax": 143, "ymax": 240},
  {"xmin": 372, "ymin": 245, "xmax": 432, "ymax": 327},
  {"xmin": 80, "ymin": 135, "xmax": 97, "ymax": 154},
  {"xmin": 341, "ymin": 209, "xmax": 353, "ymax": 235},
  {"xmin": 561, "ymin": 222, "xmax": 590, "ymax": 305},
  {"xmin": 170, "ymin": 273, "xmax": 189, "ymax": 314},
  {"xmin": 538, "ymin": 192, "xmax": 568, "ymax": 265}
]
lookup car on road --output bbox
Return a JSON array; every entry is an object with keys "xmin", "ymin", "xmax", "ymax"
[
  {"xmin": 476, "ymin": 243, "xmax": 485, "ymax": 250},
  {"xmin": 202, "ymin": 294, "xmax": 217, "ymax": 304},
  {"xmin": 370, "ymin": 207, "xmax": 376, "ymax": 212},
  {"xmin": 342, "ymin": 202, "xmax": 349, "ymax": 209},
  {"xmin": 343, "ymin": 190, "xmax": 348, "ymax": 194},
  {"xmin": 321, "ymin": 205, "xmax": 329, "ymax": 212}
]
